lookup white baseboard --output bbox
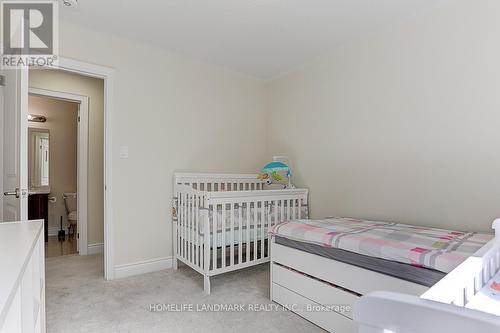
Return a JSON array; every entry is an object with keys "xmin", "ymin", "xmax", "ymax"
[
  {"xmin": 114, "ymin": 257, "xmax": 173, "ymax": 279},
  {"xmin": 87, "ymin": 243, "xmax": 104, "ymax": 255}
]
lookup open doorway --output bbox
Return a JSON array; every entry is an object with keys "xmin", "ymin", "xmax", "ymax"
[
  {"xmin": 28, "ymin": 68, "xmax": 104, "ymax": 268},
  {"xmin": 1, "ymin": 58, "xmax": 114, "ymax": 280}
]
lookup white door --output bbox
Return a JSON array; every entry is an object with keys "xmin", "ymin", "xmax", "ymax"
[{"xmin": 1, "ymin": 67, "xmax": 29, "ymax": 222}]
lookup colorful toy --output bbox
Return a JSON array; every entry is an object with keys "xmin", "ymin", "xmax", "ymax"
[{"xmin": 258, "ymin": 159, "xmax": 293, "ymax": 189}]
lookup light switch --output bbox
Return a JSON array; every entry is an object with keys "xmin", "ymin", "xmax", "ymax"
[{"xmin": 119, "ymin": 146, "xmax": 129, "ymax": 159}]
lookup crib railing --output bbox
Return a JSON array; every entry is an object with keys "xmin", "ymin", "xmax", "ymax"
[
  {"xmin": 174, "ymin": 186, "xmax": 308, "ymax": 272},
  {"xmin": 174, "ymin": 172, "xmax": 264, "ymax": 192},
  {"xmin": 354, "ymin": 220, "xmax": 500, "ymax": 333},
  {"xmin": 173, "ymin": 173, "xmax": 308, "ymax": 294},
  {"xmin": 421, "ymin": 238, "xmax": 500, "ymax": 306},
  {"xmin": 205, "ymin": 189, "xmax": 308, "ymax": 274},
  {"xmin": 174, "ymin": 186, "xmax": 207, "ymax": 274}
]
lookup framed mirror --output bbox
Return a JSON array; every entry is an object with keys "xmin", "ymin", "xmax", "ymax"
[{"xmin": 28, "ymin": 128, "xmax": 50, "ymax": 190}]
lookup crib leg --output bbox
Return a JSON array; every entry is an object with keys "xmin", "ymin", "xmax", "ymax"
[
  {"xmin": 204, "ymin": 275, "xmax": 211, "ymax": 295},
  {"xmin": 173, "ymin": 258, "xmax": 178, "ymax": 270}
]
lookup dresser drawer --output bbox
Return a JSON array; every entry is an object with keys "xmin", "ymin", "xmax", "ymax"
[
  {"xmin": 272, "ymin": 283, "xmax": 357, "ymax": 333},
  {"xmin": 272, "ymin": 263, "xmax": 359, "ymax": 319}
]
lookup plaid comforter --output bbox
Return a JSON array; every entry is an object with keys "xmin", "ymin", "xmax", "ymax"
[{"xmin": 269, "ymin": 217, "xmax": 493, "ymax": 273}]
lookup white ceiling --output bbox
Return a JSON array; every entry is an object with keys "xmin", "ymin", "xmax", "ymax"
[{"xmin": 60, "ymin": 0, "xmax": 441, "ymax": 79}]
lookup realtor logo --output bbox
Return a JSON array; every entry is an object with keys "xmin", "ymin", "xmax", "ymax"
[{"xmin": 1, "ymin": 0, "xmax": 58, "ymax": 68}]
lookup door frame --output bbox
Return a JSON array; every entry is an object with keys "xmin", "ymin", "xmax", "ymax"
[
  {"xmin": 28, "ymin": 87, "xmax": 89, "ymax": 255},
  {"xmin": 44, "ymin": 58, "xmax": 115, "ymax": 280},
  {"xmin": 1, "ymin": 67, "xmax": 29, "ymax": 221},
  {"xmin": 0, "ymin": 81, "xmax": 3, "ymax": 222}
]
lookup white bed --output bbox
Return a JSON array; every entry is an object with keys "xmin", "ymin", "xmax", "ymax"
[
  {"xmin": 355, "ymin": 219, "xmax": 500, "ymax": 333},
  {"xmin": 269, "ymin": 218, "xmax": 495, "ymax": 333},
  {"xmin": 173, "ymin": 173, "xmax": 308, "ymax": 294}
]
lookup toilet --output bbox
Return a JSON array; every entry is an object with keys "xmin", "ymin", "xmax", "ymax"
[{"xmin": 63, "ymin": 192, "xmax": 77, "ymax": 236}]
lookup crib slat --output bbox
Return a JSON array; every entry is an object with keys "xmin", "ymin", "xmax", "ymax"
[
  {"xmin": 298, "ymin": 199, "xmax": 302, "ymax": 218},
  {"xmin": 191, "ymin": 194, "xmax": 194, "ymax": 263},
  {"xmin": 230, "ymin": 203, "xmax": 235, "ymax": 267},
  {"xmin": 184, "ymin": 193, "xmax": 187, "ymax": 260},
  {"xmin": 198, "ymin": 195, "xmax": 202, "ymax": 269},
  {"xmin": 261, "ymin": 201, "xmax": 265, "ymax": 259},
  {"xmin": 246, "ymin": 201, "xmax": 250, "ymax": 263},
  {"xmin": 180, "ymin": 193, "xmax": 185, "ymax": 258},
  {"xmin": 280, "ymin": 199, "xmax": 285, "ymax": 223},
  {"xmin": 186, "ymin": 193, "xmax": 189, "ymax": 262},
  {"xmin": 194, "ymin": 194, "xmax": 199, "ymax": 267},
  {"xmin": 191, "ymin": 194, "xmax": 194, "ymax": 262},
  {"xmin": 182, "ymin": 192, "xmax": 186, "ymax": 260},
  {"xmin": 175, "ymin": 191, "xmax": 179, "ymax": 257},
  {"xmin": 238, "ymin": 202, "xmax": 243, "ymax": 265},
  {"xmin": 212, "ymin": 204, "xmax": 217, "ymax": 269},
  {"xmin": 285, "ymin": 199, "xmax": 289, "ymax": 221},
  {"xmin": 179, "ymin": 193, "xmax": 182, "ymax": 259},
  {"xmin": 197, "ymin": 195, "xmax": 200, "ymax": 266},
  {"xmin": 188, "ymin": 193, "xmax": 192, "ymax": 262},
  {"xmin": 273, "ymin": 200, "xmax": 277, "ymax": 226},
  {"xmin": 465, "ymin": 277, "xmax": 474, "ymax": 304},
  {"xmin": 254, "ymin": 202, "xmax": 258, "ymax": 261},
  {"xmin": 186, "ymin": 193, "xmax": 190, "ymax": 261},
  {"xmin": 222, "ymin": 204, "xmax": 226, "ymax": 267}
]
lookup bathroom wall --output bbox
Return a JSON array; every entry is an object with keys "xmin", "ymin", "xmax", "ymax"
[
  {"xmin": 28, "ymin": 95, "xmax": 78, "ymax": 232},
  {"xmin": 29, "ymin": 70, "xmax": 105, "ymax": 246}
]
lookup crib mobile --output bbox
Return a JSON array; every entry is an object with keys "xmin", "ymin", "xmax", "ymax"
[{"xmin": 257, "ymin": 157, "xmax": 294, "ymax": 189}]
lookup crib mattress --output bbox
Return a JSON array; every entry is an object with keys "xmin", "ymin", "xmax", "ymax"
[
  {"xmin": 179, "ymin": 205, "xmax": 308, "ymax": 235},
  {"xmin": 269, "ymin": 217, "xmax": 493, "ymax": 274},
  {"xmin": 178, "ymin": 225, "xmax": 269, "ymax": 248}
]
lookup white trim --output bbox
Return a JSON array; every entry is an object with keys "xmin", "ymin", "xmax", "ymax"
[
  {"xmin": 87, "ymin": 243, "xmax": 103, "ymax": 255},
  {"xmin": 0, "ymin": 83, "xmax": 3, "ymax": 222},
  {"xmin": 43, "ymin": 57, "xmax": 115, "ymax": 280},
  {"xmin": 28, "ymin": 87, "xmax": 89, "ymax": 255},
  {"xmin": 114, "ymin": 257, "xmax": 173, "ymax": 279},
  {"xmin": 20, "ymin": 68, "xmax": 29, "ymax": 220}
]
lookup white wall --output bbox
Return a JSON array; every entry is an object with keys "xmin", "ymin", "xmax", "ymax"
[
  {"xmin": 57, "ymin": 21, "xmax": 268, "ymax": 267},
  {"xmin": 267, "ymin": 0, "xmax": 500, "ymax": 233},
  {"xmin": 53, "ymin": 0, "xmax": 500, "ymax": 275}
]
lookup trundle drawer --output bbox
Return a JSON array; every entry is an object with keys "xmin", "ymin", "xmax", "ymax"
[
  {"xmin": 272, "ymin": 263, "xmax": 359, "ymax": 319},
  {"xmin": 272, "ymin": 283, "xmax": 357, "ymax": 333}
]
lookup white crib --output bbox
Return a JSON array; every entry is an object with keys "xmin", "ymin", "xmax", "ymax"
[
  {"xmin": 172, "ymin": 173, "xmax": 308, "ymax": 294},
  {"xmin": 355, "ymin": 219, "xmax": 500, "ymax": 333}
]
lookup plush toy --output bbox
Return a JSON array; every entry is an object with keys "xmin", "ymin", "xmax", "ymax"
[{"xmin": 258, "ymin": 160, "xmax": 293, "ymax": 189}]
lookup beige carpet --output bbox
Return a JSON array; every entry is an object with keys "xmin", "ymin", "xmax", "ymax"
[{"xmin": 45, "ymin": 254, "xmax": 324, "ymax": 332}]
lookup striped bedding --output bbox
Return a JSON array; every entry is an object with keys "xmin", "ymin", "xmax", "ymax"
[{"xmin": 269, "ymin": 217, "xmax": 493, "ymax": 273}]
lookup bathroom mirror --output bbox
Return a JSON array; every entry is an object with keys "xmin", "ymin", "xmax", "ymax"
[{"xmin": 28, "ymin": 128, "xmax": 50, "ymax": 190}]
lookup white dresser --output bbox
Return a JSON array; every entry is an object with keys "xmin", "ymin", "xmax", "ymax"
[{"xmin": 0, "ymin": 221, "xmax": 45, "ymax": 333}]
